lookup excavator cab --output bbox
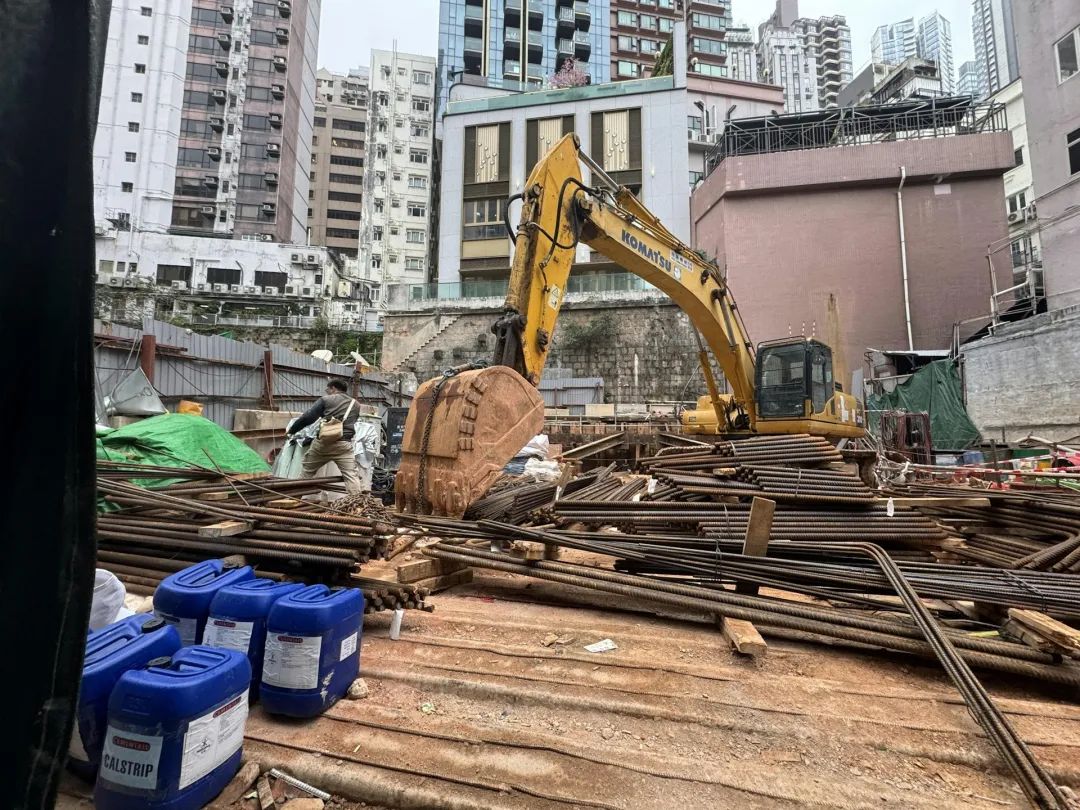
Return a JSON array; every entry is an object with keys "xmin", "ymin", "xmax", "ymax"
[{"xmin": 755, "ymin": 338, "xmax": 864, "ymax": 434}]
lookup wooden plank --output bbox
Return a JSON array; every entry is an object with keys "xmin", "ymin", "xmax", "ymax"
[
  {"xmin": 196, "ymin": 492, "xmax": 231, "ymax": 501},
  {"xmin": 198, "ymin": 519, "xmax": 253, "ymax": 538},
  {"xmin": 1001, "ymin": 619, "xmax": 1058, "ymax": 655},
  {"xmin": 719, "ymin": 616, "xmax": 768, "ymax": 658},
  {"xmin": 267, "ymin": 497, "xmax": 302, "ymax": 508},
  {"xmin": 409, "ymin": 568, "xmax": 474, "ymax": 593},
  {"xmin": 736, "ymin": 497, "xmax": 775, "ymax": 596},
  {"xmin": 397, "ymin": 557, "xmax": 467, "ymax": 584},
  {"xmin": 889, "ymin": 497, "xmax": 992, "ymax": 508},
  {"xmin": 1008, "ymin": 609, "xmax": 1080, "ymax": 659}
]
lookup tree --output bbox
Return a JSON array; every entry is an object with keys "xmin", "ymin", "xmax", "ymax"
[{"xmin": 550, "ymin": 57, "xmax": 589, "ymax": 89}]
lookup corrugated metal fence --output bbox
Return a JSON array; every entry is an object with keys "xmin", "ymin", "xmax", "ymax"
[{"xmin": 94, "ymin": 319, "xmax": 360, "ymax": 429}]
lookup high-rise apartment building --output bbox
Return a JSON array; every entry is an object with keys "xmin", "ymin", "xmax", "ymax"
[
  {"xmin": 360, "ymin": 49, "xmax": 438, "ymax": 297},
  {"xmin": 610, "ymin": 0, "xmax": 680, "ymax": 81},
  {"xmin": 871, "ymin": 19, "xmax": 916, "ymax": 66},
  {"xmin": 758, "ymin": 0, "xmax": 851, "ymax": 111},
  {"xmin": 308, "ymin": 68, "xmax": 369, "ymax": 257},
  {"xmin": 957, "ymin": 59, "xmax": 982, "ymax": 97},
  {"xmin": 725, "ymin": 26, "xmax": 758, "ymax": 84},
  {"xmin": 917, "ymin": 13, "xmax": 954, "ymax": 95},
  {"xmin": 93, "ymin": 0, "xmax": 320, "ymax": 244},
  {"xmin": 972, "ymin": 0, "xmax": 1019, "ymax": 96},
  {"xmin": 436, "ymin": 0, "xmax": 611, "ymax": 117}
]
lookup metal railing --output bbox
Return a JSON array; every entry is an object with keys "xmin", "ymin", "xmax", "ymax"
[
  {"xmin": 705, "ymin": 98, "xmax": 1007, "ymax": 175},
  {"xmin": 186, "ymin": 313, "xmax": 372, "ymax": 331},
  {"xmin": 386, "ymin": 271, "xmax": 660, "ymax": 309}
]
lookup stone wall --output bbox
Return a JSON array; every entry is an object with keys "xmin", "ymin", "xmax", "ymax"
[
  {"xmin": 382, "ymin": 296, "xmax": 723, "ymax": 404},
  {"xmin": 962, "ymin": 306, "xmax": 1080, "ymax": 443}
]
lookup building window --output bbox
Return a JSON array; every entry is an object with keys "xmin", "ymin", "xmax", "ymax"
[
  {"xmin": 140, "ymin": 6, "xmax": 151, "ymax": 15},
  {"xmin": 328, "ymin": 190, "xmax": 362, "ymax": 203},
  {"xmin": 255, "ymin": 271, "xmax": 288, "ymax": 289},
  {"xmin": 327, "ymin": 209, "xmax": 363, "ymax": 221},
  {"xmin": 128, "ymin": 121, "xmax": 140, "ymax": 132},
  {"xmin": 1007, "ymin": 191, "xmax": 1028, "ymax": 213},
  {"xmin": 1056, "ymin": 26, "xmax": 1079, "ymax": 83},
  {"xmin": 1069, "ymin": 127, "xmax": 1080, "ymax": 175},
  {"xmin": 409, "ymin": 148, "xmax": 428, "ymax": 164},
  {"xmin": 371, "ymin": 255, "xmax": 382, "ymax": 269},
  {"xmin": 372, "ymin": 226, "xmax": 383, "ymax": 241},
  {"xmin": 617, "ymin": 11, "xmax": 637, "ymax": 26},
  {"xmin": 405, "ymin": 257, "xmax": 424, "ymax": 270},
  {"xmin": 407, "ymin": 201, "xmax": 426, "ymax": 218},
  {"xmin": 406, "ymin": 229, "xmax": 426, "ymax": 244},
  {"xmin": 689, "ymin": 170, "xmax": 704, "ymax": 187},
  {"xmin": 691, "ymin": 12, "xmax": 725, "ymax": 31},
  {"xmin": 121, "ymin": 182, "xmax": 134, "ymax": 192},
  {"xmin": 155, "ymin": 265, "xmax": 192, "ymax": 286},
  {"xmin": 134, "ymin": 63, "xmax": 146, "ymax": 74},
  {"xmin": 693, "ymin": 63, "xmax": 728, "ymax": 78},
  {"xmin": 131, "ymin": 92, "xmax": 143, "ymax": 102},
  {"xmin": 640, "ymin": 39, "xmax": 659, "ymax": 54},
  {"xmin": 137, "ymin": 34, "xmax": 149, "ymax": 45},
  {"xmin": 692, "ymin": 36, "xmax": 727, "ymax": 56},
  {"xmin": 331, "ymin": 137, "xmax": 364, "ymax": 149},
  {"xmin": 413, "ymin": 70, "xmax": 432, "ymax": 84},
  {"xmin": 463, "ymin": 198, "xmax": 504, "ymax": 240},
  {"xmin": 1014, "ymin": 147, "xmax": 1023, "ymax": 166},
  {"xmin": 408, "ymin": 174, "xmax": 427, "ymax": 190},
  {"xmin": 330, "ymin": 155, "xmax": 364, "ymax": 167},
  {"xmin": 329, "ymin": 172, "xmax": 364, "ymax": 185},
  {"xmin": 617, "ymin": 61, "xmax": 640, "ymax": 78},
  {"xmin": 374, "ymin": 198, "xmax": 384, "ymax": 213},
  {"xmin": 411, "ymin": 123, "xmax": 429, "ymax": 138},
  {"xmin": 125, "ymin": 152, "xmax": 137, "ymax": 162},
  {"xmin": 314, "ymin": 116, "xmax": 327, "ymax": 127},
  {"xmin": 207, "ymin": 267, "xmax": 241, "ymax": 286},
  {"xmin": 411, "ymin": 98, "xmax": 430, "ymax": 113},
  {"xmin": 618, "ymin": 35, "xmax": 637, "ymax": 52},
  {"xmin": 659, "ymin": 17, "xmax": 673, "ymax": 33}
]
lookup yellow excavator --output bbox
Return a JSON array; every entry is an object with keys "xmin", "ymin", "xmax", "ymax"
[{"xmin": 396, "ymin": 134, "xmax": 865, "ymax": 516}]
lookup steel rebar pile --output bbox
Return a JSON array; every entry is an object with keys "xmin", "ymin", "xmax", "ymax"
[
  {"xmin": 350, "ymin": 576, "xmax": 434, "ymax": 613},
  {"xmin": 654, "ymin": 464, "xmax": 875, "ymax": 506},
  {"xmin": 639, "ymin": 434, "xmax": 844, "ymax": 472}
]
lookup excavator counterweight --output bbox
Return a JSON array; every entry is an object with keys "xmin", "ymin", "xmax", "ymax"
[{"xmin": 395, "ymin": 366, "xmax": 544, "ymax": 516}]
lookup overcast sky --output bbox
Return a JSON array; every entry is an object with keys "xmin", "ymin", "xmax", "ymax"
[{"xmin": 317, "ymin": 0, "xmax": 977, "ymax": 77}]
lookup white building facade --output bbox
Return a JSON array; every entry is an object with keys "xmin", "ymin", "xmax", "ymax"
[
  {"xmin": 359, "ymin": 49, "xmax": 438, "ymax": 307},
  {"xmin": 988, "ymin": 78, "xmax": 1040, "ymax": 281}
]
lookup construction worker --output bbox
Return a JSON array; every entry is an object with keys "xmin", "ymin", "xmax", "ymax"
[{"xmin": 287, "ymin": 379, "xmax": 363, "ymax": 494}]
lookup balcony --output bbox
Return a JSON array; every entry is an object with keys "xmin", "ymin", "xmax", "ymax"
[
  {"xmin": 527, "ymin": 30, "xmax": 543, "ymax": 57},
  {"xmin": 504, "ymin": 26, "xmax": 521, "ymax": 48},
  {"xmin": 557, "ymin": 39, "xmax": 573, "ymax": 63},
  {"xmin": 504, "ymin": 0, "xmax": 520, "ymax": 23},
  {"xmin": 557, "ymin": 6, "xmax": 575, "ymax": 33},
  {"xmin": 464, "ymin": 36, "xmax": 483, "ymax": 59},
  {"xmin": 503, "ymin": 60, "xmax": 522, "ymax": 79},
  {"xmin": 574, "ymin": 1, "xmax": 591, "ymax": 29},
  {"xmin": 464, "ymin": 3, "xmax": 484, "ymax": 35},
  {"xmin": 526, "ymin": 64, "xmax": 545, "ymax": 82},
  {"xmin": 573, "ymin": 30, "xmax": 591, "ymax": 59},
  {"xmin": 527, "ymin": 4, "xmax": 543, "ymax": 31}
]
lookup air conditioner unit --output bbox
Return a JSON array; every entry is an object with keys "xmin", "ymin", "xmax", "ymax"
[
  {"xmin": 220, "ymin": 5, "xmax": 234, "ymax": 23},
  {"xmin": 217, "ymin": 32, "xmax": 232, "ymax": 49},
  {"xmin": 207, "ymin": 146, "xmax": 222, "ymax": 161},
  {"xmin": 261, "ymin": 202, "xmax": 276, "ymax": 214},
  {"xmin": 215, "ymin": 61, "xmax": 229, "ymax": 77},
  {"xmin": 301, "ymin": 286, "xmax": 314, "ymax": 298},
  {"xmin": 196, "ymin": 283, "xmax": 208, "ymax": 291},
  {"xmin": 273, "ymin": 56, "xmax": 288, "ymax": 71},
  {"xmin": 268, "ymin": 113, "xmax": 283, "ymax": 128},
  {"xmin": 277, "ymin": 0, "xmax": 292, "ymax": 17},
  {"xmin": 229, "ymin": 284, "xmax": 242, "ymax": 293},
  {"xmin": 688, "ymin": 128, "xmax": 698, "ymax": 140},
  {"xmin": 1007, "ymin": 211, "xmax": 1021, "ymax": 224},
  {"xmin": 265, "ymin": 143, "xmax": 280, "ymax": 156},
  {"xmin": 290, "ymin": 252, "xmax": 302, "ymax": 263},
  {"xmin": 264, "ymin": 286, "xmax": 280, "ymax": 295},
  {"xmin": 203, "ymin": 175, "xmax": 219, "ymax": 188},
  {"xmin": 209, "ymin": 116, "xmax": 225, "ymax": 131},
  {"xmin": 244, "ymin": 285, "xmax": 258, "ymax": 294},
  {"xmin": 1025, "ymin": 206, "xmax": 1038, "ymax": 222},
  {"xmin": 271, "ymin": 84, "xmax": 285, "ymax": 99},
  {"xmin": 123, "ymin": 278, "xmax": 139, "ymax": 288},
  {"xmin": 337, "ymin": 281, "xmax": 351, "ymax": 297},
  {"xmin": 264, "ymin": 171, "xmax": 279, "ymax": 185},
  {"xmin": 275, "ymin": 27, "xmax": 289, "ymax": 43},
  {"xmin": 95, "ymin": 224, "xmax": 108, "ymax": 236},
  {"xmin": 212, "ymin": 89, "xmax": 227, "ymax": 103},
  {"xmin": 284, "ymin": 285, "xmax": 298, "ymax": 295},
  {"xmin": 213, "ymin": 283, "xmax": 228, "ymax": 292},
  {"xmin": 200, "ymin": 205, "xmax": 216, "ymax": 216},
  {"xmin": 171, "ymin": 280, "xmax": 189, "ymax": 291},
  {"xmin": 305, "ymin": 253, "xmax": 318, "ymax": 264},
  {"xmin": 108, "ymin": 276, "xmax": 124, "ymax": 287},
  {"xmin": 260, "ymin": 234, "xmax": 274, "ymax": 242}
]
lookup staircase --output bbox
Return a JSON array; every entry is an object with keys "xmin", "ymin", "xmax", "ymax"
[{"xmin": 392, "ymin": 315, "xmax": 462, "ymax": 372}]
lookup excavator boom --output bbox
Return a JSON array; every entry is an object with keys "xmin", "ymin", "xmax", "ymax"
[{"xmin": 396, "ymin": 133, "xmax": 862, "ymax": 516}]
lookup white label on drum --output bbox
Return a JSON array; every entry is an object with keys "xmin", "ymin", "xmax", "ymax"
[
  {"xmin": 155, "ymin": 611, "xmax": 198, "ymax": 646},
  {"xmin": 262, "ymin": 633, "xmax": 322, "ymax": 690},
  {"xmin": 100, "ymin": 728, "xmax": 163, "ymax": 790},
  {"xmin": 339, "ymin": 631, "xmax": 358, "ymax": 662},
  {"xmin": 203, "ymin": 618, "xmax": 255, "ymax": 654},
  {"xmin": 179, "ymin": 689, "xmax": 249, "ymax": 790}
]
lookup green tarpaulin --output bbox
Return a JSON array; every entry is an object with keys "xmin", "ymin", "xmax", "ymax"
[
  {"xmin": 97, "ymin": 413, "xmax": 270, "ymax": 488},
  {"xmin": 867, "ymin": 360, "xmax": 980, "ymax": 450}
]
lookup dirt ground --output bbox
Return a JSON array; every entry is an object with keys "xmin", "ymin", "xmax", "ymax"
[{"xmin": 58, "ymin": 566, "xmax": 1080, "ymax": 809}]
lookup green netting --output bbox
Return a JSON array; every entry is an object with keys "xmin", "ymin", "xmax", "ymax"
[
  {"xmin": 867, "ymin": 359, "xmax": 981, "ymax": 451},
  {"xmin": 96, "ymin": 413, "xmax": 270, "ymax": 489}
]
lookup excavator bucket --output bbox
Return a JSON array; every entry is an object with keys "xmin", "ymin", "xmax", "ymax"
[{"xmin": 395, "ymin": 366, "xmax": 545, "ymax": 517}]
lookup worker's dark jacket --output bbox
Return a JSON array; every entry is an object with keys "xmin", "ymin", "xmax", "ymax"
[{"xmin": 288, "ymin": 393, "xmax": 360, "ymax": 440}]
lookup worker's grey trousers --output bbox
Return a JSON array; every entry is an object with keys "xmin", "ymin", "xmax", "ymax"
[{"xmin": 301, "ymin": 438, "xmax": 363, "ymax": 494}]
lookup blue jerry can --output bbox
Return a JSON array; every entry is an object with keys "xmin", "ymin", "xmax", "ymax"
[{"xmin": 153, "ymin": 560, "xmax": 254, "ymax": 646}]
